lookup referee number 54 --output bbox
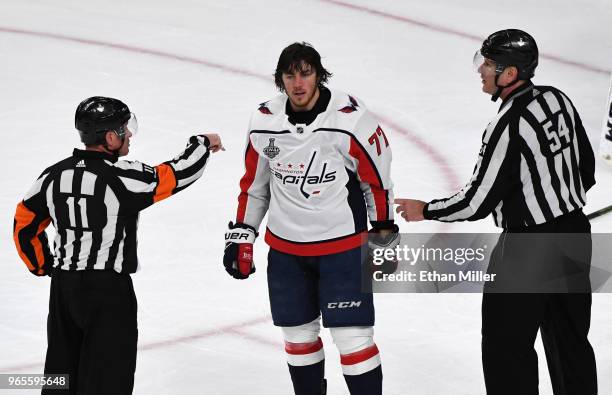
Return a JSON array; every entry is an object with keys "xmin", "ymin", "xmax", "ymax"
[{"xmin": 543, "ymin": 113, "xmax": 572, "ymax": 154}]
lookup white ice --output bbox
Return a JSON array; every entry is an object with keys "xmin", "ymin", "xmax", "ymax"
[{"xmin": 1, "ymin": 1, "xmax": 611, "ymax": 394}]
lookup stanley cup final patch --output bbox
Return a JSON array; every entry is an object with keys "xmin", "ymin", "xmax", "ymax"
[{"xmin": 263, "ymin": 138, "xmax": 281, "ymax": 159}]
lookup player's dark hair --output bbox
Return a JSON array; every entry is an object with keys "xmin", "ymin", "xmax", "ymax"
[{"xmin": 274, "ymin": 42, "xmax": 332, "ymax": 92}]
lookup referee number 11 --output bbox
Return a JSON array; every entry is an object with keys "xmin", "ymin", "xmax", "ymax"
[{"xmin": 66, "ymin": 196, "xmax": 89, "ymax": 228}]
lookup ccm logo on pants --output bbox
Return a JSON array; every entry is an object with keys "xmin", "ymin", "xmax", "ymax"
[{"xmin": 328, "ymin": 301, "xmax": 362, "ymax": 309}]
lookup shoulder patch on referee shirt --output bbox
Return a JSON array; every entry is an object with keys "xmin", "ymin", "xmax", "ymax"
[{"xmin": 479, "ymin": 143, "xmax": 487, "ymax": 156}]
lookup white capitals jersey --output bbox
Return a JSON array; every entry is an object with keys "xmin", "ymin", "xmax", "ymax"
[{"xmin": 235, "ymin": 89, "xmax": 394, "ymax": 256}]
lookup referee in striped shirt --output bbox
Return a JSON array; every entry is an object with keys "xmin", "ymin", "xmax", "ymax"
[
  {"xmin": 13, "ymin": 96, "xmax": 224, "ymax": 394},
  {"xmin": 396, "ymin": 30, "xmax": 597, "ymax": 394}
]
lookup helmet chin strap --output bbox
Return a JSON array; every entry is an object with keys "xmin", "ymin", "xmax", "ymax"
[
  {"xmin": 101, "ymin": 142, "xmax": 121, "ymax": 157},
  {"xmin": 102, "ymin": 130, "xmax": 125, "ymax": 157},
  {"xmin": 491, "ymin": 75, "xmax": 503, "ymax": 102},
  {"xmin": 491, "ymin": 73, "xmax": 521, "ymax": 102}
]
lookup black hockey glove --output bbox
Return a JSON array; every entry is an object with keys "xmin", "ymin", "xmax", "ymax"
[
  {"xmin": 224, "ymin": 222, "xmax": 258, "ymax": 280},
  {"xmin": 368, "ymin": 222, "xmax": 400, "ymax": 275}
]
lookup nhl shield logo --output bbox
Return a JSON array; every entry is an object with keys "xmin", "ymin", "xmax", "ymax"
[{"xmin": 263, "ymin": 138, "xmax": 280, "ymax": 159}]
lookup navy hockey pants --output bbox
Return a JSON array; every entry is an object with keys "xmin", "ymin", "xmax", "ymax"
[{"xmin": 267, "ymin": 246, "xmax": 374, "ymax": 328}]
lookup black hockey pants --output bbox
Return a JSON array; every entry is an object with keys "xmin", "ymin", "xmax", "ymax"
[
  {"xmin": 42, "ymin": 269, "xmax": 138, "ymax": 395},
  {"xmin": 481, "ymin": 210, "xmax": 597, "ymax": 395}
]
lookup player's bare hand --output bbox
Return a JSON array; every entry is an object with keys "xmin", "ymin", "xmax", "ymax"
[
  {"xmin": 202, "ymin": 133, "xmax": 225, "ymax": 153},
  {"xmin": 394, "ymin": 198, "xmax": 426, "ymax": 222}
]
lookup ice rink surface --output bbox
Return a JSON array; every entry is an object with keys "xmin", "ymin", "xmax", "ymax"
[{"xmin": 1, "ymin": 0, "xmax": 611, "ymax": 393}]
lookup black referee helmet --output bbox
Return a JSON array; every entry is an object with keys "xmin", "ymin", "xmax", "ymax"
[
  {"xmin": 75, "ymin": 96, "xmax": 131, "ymax": 145},
  {"xmin": 480, "ymin": 29, "xmax": 539, "ymax": 80}
]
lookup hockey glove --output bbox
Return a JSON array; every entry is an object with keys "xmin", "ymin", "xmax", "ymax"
[
  {"xmin": 224, "ymin": 222, "xmax": 258, "ymax": 279},
  {"xmin": 368, "ymin": 223, "xmax": 400, "ymax": 275}
]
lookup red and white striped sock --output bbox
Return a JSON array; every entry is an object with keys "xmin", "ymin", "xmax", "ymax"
[
  {"xmin": 340, "ymin": 343, "xmax": 381, "ymax": 375},
  {"xmin": 285, "ymin": 337, "xmax": 325, "ymax": 366}
]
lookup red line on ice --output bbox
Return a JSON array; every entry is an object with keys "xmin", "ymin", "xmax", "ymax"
[
  {"xmin": 0, "ymin": 27, "xmax": 269, "ymax": 83},
  {"xmin": 0, "ymin": 25, "xmax": 461, "ymax": 369},
  {"xmin": 0, "ymin": 25, "xmax": 462, "ymax": 190},
  {"xmin": 224, "ymin": 327, "xmax": 282, "ymax": 349},
  {"xmin": 377, "ymin": 115, "xmax": 460, "ymax": 191},
  {"xmin": 321, "ymin": 0, "xmax": 610, "ymax": 75},
  {"xmin": 137, "ymin": 315, "xmax": 273, "ymax": 351},
  {"xmin": 0, "ymin": 315, "xmax": 273, "ymax": 372}
]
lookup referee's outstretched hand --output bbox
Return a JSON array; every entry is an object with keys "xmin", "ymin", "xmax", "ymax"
[
  {"xmin": 201, "ymin": 133, "xmax": 225, "ymax": 153},
  {"xmin": 394, "ymin": 198, "xmax": 426, "ymax": 222}
]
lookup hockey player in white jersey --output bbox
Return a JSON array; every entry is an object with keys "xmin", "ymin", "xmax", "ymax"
[{"xmin": 224, "ymin": 42, "xmax": 397, "ymax": 395}]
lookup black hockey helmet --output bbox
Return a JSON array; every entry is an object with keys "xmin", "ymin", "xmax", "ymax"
[
  {"xmin": 75, "ymin": 96, "xmax": 132, "ymax": 145},
  {"xmin": 480, "ymin": 29, "xmax": 539, "ymax": 80}
]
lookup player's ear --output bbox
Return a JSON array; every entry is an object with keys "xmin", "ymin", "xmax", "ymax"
[
  {"xmin": 504, "ymin": 66, "xmax": 518, "ymax": 81},
  {"xmin": 105, "ymin": 130, "xmax": 118, "ymax": 148}
]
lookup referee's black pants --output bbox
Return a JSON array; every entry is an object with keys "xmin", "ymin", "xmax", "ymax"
[
  {"xmin": 481, "ymin": 210, "xmax": 597, "ymax": 395},
  {"xmin": 42, "ymin": 269, "xmax": 138, "ymax": 395}
]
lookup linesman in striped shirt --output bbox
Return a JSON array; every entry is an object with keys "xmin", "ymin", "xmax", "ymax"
[
  {"xmin": 13, "ymin": 96, "xmax": 223, "ymax": 394},
  {"xmin": 396, "ymin": 30, "xmax": 597, "ymax": 394}
]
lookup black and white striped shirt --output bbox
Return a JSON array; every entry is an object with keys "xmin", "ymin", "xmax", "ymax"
[
  {"xmin": 14, "ymin": 135, "xmax": 210, "ymax": 275},
  {"xmin": 424, "ymin": 82, "xmax": 596, "ymax": 229}
]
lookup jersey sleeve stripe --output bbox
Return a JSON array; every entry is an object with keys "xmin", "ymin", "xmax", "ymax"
[
  {"xmin": 171, "ymin": 140, "xmax": 200, "ymax": 162},
  {"xmin": 517, "ymin": 135, "xmax": 555, "ymax": 221},
  {"xmin": 237, "ymin": 142, "xmax": 259, "ymax": 223},
  {"xmin": 523, "ymin": 103, "xmax": 567, "ymax": 215},
  {"xmin": 23, "ymin": 173, "xmax": 49, "ymax": 201},
  {"xmin": 518, "ymin": 114, "xmax": 557, "ymax": 221},
  {"xmin": 112, "ymin": 167, "xmax": 156, "ymax": 183},
  {"xmin": 171, "ymin": 146, "xmax": 211, "ymax": 181},
  {"xmin": 111, "ymin": 160, "xmax": 159, "ymax": 183},
  {"xmin": 168, "ymin": 144, "xmax": 206, "ymax": 174},
  {"xmin": 176, "ymin": 165, "xmax": 206, "ymax": 188},
  {"xmin": 426, "ymin": 119, "xmax": 510, "ymax": 220},
  {"xmin": 14, "ymin": 201, "xmax": 51, "ymax": 273},
  {"xmin": 118, "ymin": 176, "xmax": 157, "ymax": 194},
  {"xmin": 554, "ymin": 90, "xmax": 587, "ymax": 205},
  {"xmin": 348, "ymin": 137, "xmax": 385, "ymax": 186},
  {"xmin": 348, "ymin": 138, "xmax": 389, "ymax": 221},
  {"xmin": 114, "ymin": 160, "xmax": 146, "ymax": 171},
  {"xmin": 153, "ymin": 164, "xmax": 177, "ymax": 203}
]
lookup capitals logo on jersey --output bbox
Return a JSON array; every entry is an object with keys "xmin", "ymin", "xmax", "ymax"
[
  {"xmin": 263, "ymin": 138, "xmax": 280, "ymax": 159},
  {"xmin": 237, "ymin": 89, "xmax": 394, "ymax": 254},
  {"xmin": 270, "ymin": 151, "xmax": 337, "ymax": 198}
]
